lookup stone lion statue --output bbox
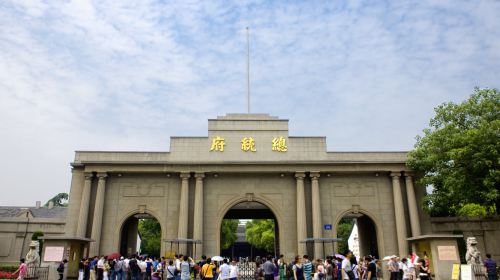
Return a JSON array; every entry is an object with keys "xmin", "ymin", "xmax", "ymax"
[
  {"xmin": 25, "ymin": 241, "xmax": 40, "ymax": 268},
  {"xmin": 465, "ymin": 237, "xmax": 483, "ymax": 265}
]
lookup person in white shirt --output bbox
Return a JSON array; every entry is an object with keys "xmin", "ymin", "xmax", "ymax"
[
  {"xmin": 218, "ymin": 259, "xmax": 231, "ymax": 280},
  {"xmin": 229, "ymin": 260, "xmax": 239, "ymax": 280},
  {"xmin": 139, "ymin": 259, "xmax": 147, "ymax": 280},
  {"xmin": 341, "ymin": 251, "xmax": 353, "ymax": 280}
]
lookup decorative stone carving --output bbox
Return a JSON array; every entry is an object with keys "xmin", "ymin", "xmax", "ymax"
[
  {"xmin": 25, "ymin": 241, "xmax": 40, "ymax": 275},
  {"xmin": 466, "ymin": 237, "xmax": 482, "ymax": 264}
]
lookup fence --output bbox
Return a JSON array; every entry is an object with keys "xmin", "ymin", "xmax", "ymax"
[{"xmin": 25, "ymin": 267, "xmax": 49, "ymax": 280}]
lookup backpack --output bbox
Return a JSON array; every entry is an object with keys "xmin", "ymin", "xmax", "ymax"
[{"xmin": 57, "ymin": 262, "xmax": 64, "ymax": 273}]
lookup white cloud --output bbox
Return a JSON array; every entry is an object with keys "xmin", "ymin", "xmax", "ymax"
[{"xmin": 0, "ymin": 0, "xmax": 499, "ymax": 205}]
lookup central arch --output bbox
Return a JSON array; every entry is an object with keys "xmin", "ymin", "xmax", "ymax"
[{"xmin": 215, "ymin": 196, "xmax": 285, "ymax": 258}]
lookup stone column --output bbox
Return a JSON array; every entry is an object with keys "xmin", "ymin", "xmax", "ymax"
[
  {"xmin": 404, "ymin": 174, "xmax": 421, "ymax": 237},
  {"xmin": 193, "ymin": 173, "xmax": 205, "ymax": 259},
  {"xmin": 391, "ymin": 172, "xmax": 408, "ymax": 257},
  {"xmin": 295, "ymin": 172, "xmax": 307, "ymax": 256},
  {"xmin": 76, "ymin": 173, "xmax": 93, "ymax": 238},
  {"xmin": 310, "ymin": 172, "xmax": 323, "ymax": 258},
  {"xmin": 89, "ymin": 173, "xmax": 107, "ymax": 256},
  {"xmin": 177, "ymin": 172, "xmax": 190, "ymax": 255}
]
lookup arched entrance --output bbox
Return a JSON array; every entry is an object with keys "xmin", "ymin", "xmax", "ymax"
[
  {"xmin": 335, "ymin": 212, "xmax": 379, "ymax": 258},
  {"xmin": 120, "ymin": 213, "xmax": 162, "ymax": 257},
  {"xmin": 219, "ymin": 201, "xmax": 280, "ymax": 259}
]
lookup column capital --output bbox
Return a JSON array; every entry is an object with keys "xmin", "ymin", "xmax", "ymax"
[
  {"xmin": 295, "ymin": 172, "xmax": 306, "ymax": 179},
  {"xmin": 180, "ymin": 172, "xmax": 191, "ymax": 179},
  {"xmin": 310, "ymin": 171, "xmax": 321, "ymax": 179},
  {"xmin": 84, "ymin": 172, "xmax": 93, "ymax": 180},
  {"xmin": 97, "ymin": 173, "xmax": 108, "ymax": 180},
  {"xmin": 390, "ymin": 172, "xmax": 402, "ymax": 178},
  {"xmin": 194, "ymin": 173, "xmax": 205, "ymax": 179},
  {"xmin": 404, "ymin": 172, "xmax": 415, "ymax": 178}
]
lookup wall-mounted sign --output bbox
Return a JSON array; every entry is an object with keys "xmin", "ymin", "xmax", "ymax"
[
  {"xmin": 324, "ymin": 224, "xmax": 332, "ymax": 230},
  {"xmin": 437, "ymin": 245, "xmax": 458, "ymax": 261},
  {"xmin": 209, "ymin": 136, "xmax": 288, "ymax": 152},
  {"xmin": 43, "ymin": 246, "xmax": 64, "ymax": 262}
]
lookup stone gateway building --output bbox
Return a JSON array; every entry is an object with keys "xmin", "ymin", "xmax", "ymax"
[{"xmin": 3, "ymin": 114, "xmax": 485, "ymax": 280}]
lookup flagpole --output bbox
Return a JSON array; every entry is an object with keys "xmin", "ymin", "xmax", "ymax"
[{"xmin": 246, "ymin": 27, "xmax": 250, "ymax": 114}]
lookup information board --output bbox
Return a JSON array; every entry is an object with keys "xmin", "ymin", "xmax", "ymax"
[
  {"xmin": 43, "ymin": 246, "xmax": 64, "ymax": 262},
  {"xmin": 437, "ymin": 245, "xmax": 458, "ymax": 261}
]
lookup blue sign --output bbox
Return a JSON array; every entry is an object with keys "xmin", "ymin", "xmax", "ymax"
[{"xmin": 324, "ymin": 224, "xmax": 332, "ymax": 230}]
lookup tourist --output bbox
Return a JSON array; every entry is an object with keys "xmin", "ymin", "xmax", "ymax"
[
  {"xmin": 387, "ymin": 256, "xmax": 398, "ymax": 280},
  {"xmin": 90, "ymin": 256, "xmax": 98, "ymax": 280},
  {"xmin": 79, "ymin": 259, "xmax": 85, "ymax": 280},
  {"xmin": 114, "ymin": 257, "xmax": 125, "ymax": 280},
  {"xmin": 165, "ymin": 260, "xmax": 176, "ymax": 280},
  {"xmin": 293, "ymin": 256, "xmax": 304, "ymax": 280},
  {"xmin": 274, "ymin": 258, "xmax": 280, "ymax": 280},
  {"xmin": 484, "ymin": 254, "xmax": 498, "ymax": 280},
  {"xmin": 278, "ymin": 255, "xmax": 287, "ymax": 280},
  {"xmin": 13, "ymin": 258, "xmax": 27, "ymax": 280},
  {"xmin": 129, "ymin": 256, "xmax": 141, "ymax": 280},
  {"xmin": 341, "ymin": 251, "xmax": 354, "ymax": 280},
  {"xmin": 84, "ymin": 258, "xmax": 91, "ymax": 280},
  {"xmin": 401, "ymin": 258, "xmax": 410, "ymax": 280},
  {"xmin": 302, "ymin": 256, "xmax": 313, "ymax": 280},
  {"xmin": 180, "ymin": 256, "xmax": 193, "ymax": 280},
  {"xmin": 229, "ymin": 259, "xmax": 239, "ymax": 280},
  {"xmin": 263, "ymin": 256, "xmax": 277, "ymax": 280},
  {"xmin": 145, "ymin": 258, "xmax": 154, "ymax": 280},
  {"xmin": 416, "ymin": 259, "xmax": 429, "ymax": 280},
  {"xmin": 139, "ymin": 257, "xmax": 147, "ymax": 280},
  {"xmin": 201, "ymin": 258, "xmax": 216, "ymax": 280},
  {"xmin": 351, "ymin": 257, "xmax": 359, "ymax": 280},
  {"xmin": 57, "ymin": 259, "xmax": 68, "ymax": 280},
  {"xmin": 219, "ymin": 259, "xmax": 231, "ymax": 280},
  {"xmin": 97, "ymin": 256, "xmax": 106, "ymax": 280},
  {"xmin": 315, "ymin": 259, "xmax": 325, "ymax": 280},
  {"xmin": 255, "ymin": 262, "xmax": 264, "ymax": 280},
  {"xmin": 324, "ymin": 259, "xmax": 336, "ymax": 280},
  {"xmin": 103, "ymin": 259, "xmax": 111, "ymax": 280},
  {"xmin": 364, "ymin": 256, "xmax": 376, "ymax": 280}
]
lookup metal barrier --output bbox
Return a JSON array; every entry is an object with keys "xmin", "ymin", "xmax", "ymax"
[
  {"xmin": 25, "ymin": 267, "xmax": 49, "ymax": 280},
  {"xmin": 237, "ymin": 262, "xmax": 256, "ymax": 280}
]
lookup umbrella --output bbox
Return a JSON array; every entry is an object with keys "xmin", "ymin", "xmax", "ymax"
[
  {"xmin": 107, "ymin": 252, "xmax": 121, "ymax": 260},
  {"xmin": 382, "ymin": 255, "xmax": 397, "ymax": 261},
  {"xmin": 334, "ymin": 254, "xmax": 345, "ymax": 260},
  {"xmin": 212, "ymin": 256, "xmax": 224, "ymax": 262}
]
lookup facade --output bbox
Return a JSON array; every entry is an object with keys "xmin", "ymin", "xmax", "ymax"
[
  {"xmin": 4, "ymin": 113, "xmax": 487, "ymax": 279},
  {"xmin": 64, "ymin": 114, "xmax": 424, "ymax": 259}
]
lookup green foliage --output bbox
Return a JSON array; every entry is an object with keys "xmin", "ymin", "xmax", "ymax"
[
  {"xmin": 45, "ymin": 193, "xmax": 69, "ymax": 207},
  {"xmin": 0, "ymin": 265, "xmax": 18, "ymax": 272},
  {"xmin": 31, "ymin": 231, "xmax": 44, "ymax": 256},
  {"xmin": 457, "ymin": 203, "xmax": 496, "ymax": 217},
  {"xmin": 138, "ymin": 219, "xmax": 161, "ymax": 257},
  {"xmin": 245, "ymin": 219, "xmax": 275, "ymax": 252},
  {"xmin": 220, "ymin": 219, "xmax": 239, "ymax": 250},
  {"xmin": 407, "ymin": 88, "xmax": 500, "ymax": 217},
  {"xmin": 336, "ymin": 219, "xmax": 354, "ymax": 254}
]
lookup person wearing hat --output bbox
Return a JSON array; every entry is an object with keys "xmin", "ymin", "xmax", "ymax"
[{"xmin": 387, "ymin": 256, "xmax": 399, "ymax": 280}]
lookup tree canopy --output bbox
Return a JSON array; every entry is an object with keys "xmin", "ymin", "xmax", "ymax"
[
  {"xmin": 336, "ymin": 218, "xmax": 354, "ymax": 254},
  {"xmin": 45, "ymin": 193, "xmax": 69, "ymax": 207},
  {"xmin": 220, "ymin": 219, "xmax": 239, "ymax": 250},
  {"xmin": 245, "ymin": 219, "xmax": 275, "ymax": 252},
  {"xmin": 407, "ymin": 88, "xmax": 500, "ymax": 217},
  {"xmin": 138, "ymin": 219, "xmax": 161, "ymax": 257}
]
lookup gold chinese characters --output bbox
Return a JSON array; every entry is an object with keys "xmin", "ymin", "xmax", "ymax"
[
  {"xmin": 272, "ymin": 137, "xmax": 287, "ymax": 152},
  {"xmin": 210, "ymin": 136, "xmax": 225, "ymax": 152},
  {"xmin": 209, "ymin": 136, "xmax": 287, "ymax": 152},
  {"xmin": 241, "ymin": 137, "xmax": 257, "ymax": 152}
]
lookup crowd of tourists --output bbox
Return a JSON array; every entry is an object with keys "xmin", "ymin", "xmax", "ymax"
[{"xmin": 68, "ymin": 250, "xmax": 431, "ymax": 280}]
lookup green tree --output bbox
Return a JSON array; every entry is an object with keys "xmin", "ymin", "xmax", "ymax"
[
  {"xmin": 138, "ymin": 219, "xmax": 161, "ymax": 256},
  {"xmin": 336, "ymin": 219, "xmax": 354, "ymax": 254},
  {"xmin": 31, "ymin": 231, "xmax": 44, "ymax": 257},
  {"xmin": 407, "ymin": 88, "xmax": 500, "ymax": 217},
  {"xmin": 45, "ymin": 193, "xmax": 69, "ymax": 207},
  {"xmin": 245, "ymin": 219, "xmax": 275, "ymax": 252},
  {"xmin": 220, "ymin": 219, "xmax": 239, "ymax": 250}
]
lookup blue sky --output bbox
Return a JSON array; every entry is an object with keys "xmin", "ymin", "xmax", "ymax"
[{"xmin": 1, "ymin": 0, "xmax": 499, "ymax": 206}]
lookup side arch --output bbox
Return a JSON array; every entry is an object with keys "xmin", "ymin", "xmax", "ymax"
[
  {"xmin": 332, "ymin": 207, "xmax": 386, "ymax": 258},
  {"xmin": 214, "ymin": 195, "xmax": 285, "ymax": 256}
]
